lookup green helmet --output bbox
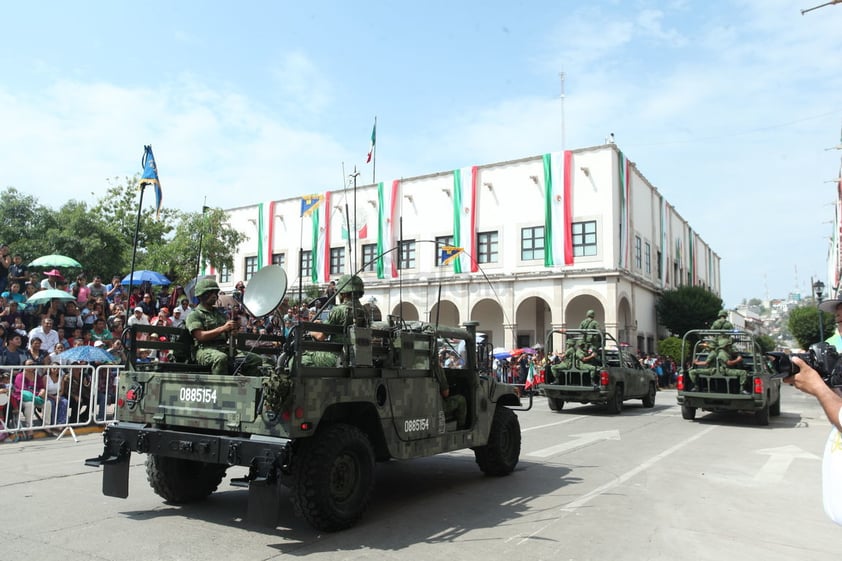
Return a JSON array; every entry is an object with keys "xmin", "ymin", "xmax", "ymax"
[
  {"xmin": 194, "ymin": 278, "xmax": 220, "ymax": 298},
  {"xmin": 586, "ymin": 309, "xmax": 595, "ymax": 318},
  {"xmin": 718, "ymin": 310, "xmax": 727, "ymax": 318},
  {"xmin": 337, "ymin": 274, "xmax": 364, "ymax": 296}
]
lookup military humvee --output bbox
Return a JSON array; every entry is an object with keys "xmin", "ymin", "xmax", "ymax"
[
  {"xmin": 86, "ymin": 266, "xmax": 526, "ymax": 532},
  {"xmin": 676, "ymin": 329, "xmax": 781, "ymax": 425},
  {"xmin": 539, "ymin": 329, "xmax": 657, "ymax": 413}
]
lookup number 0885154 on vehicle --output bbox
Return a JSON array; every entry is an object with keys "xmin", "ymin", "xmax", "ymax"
[{"xmin": 179, "ymin": 387, "xmax": 218, "ymax": 404}]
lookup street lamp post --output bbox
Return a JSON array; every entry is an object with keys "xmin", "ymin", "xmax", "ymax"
[{"xmin": 814, "ymin": 280, "xmax": 826, "ymax": 342}]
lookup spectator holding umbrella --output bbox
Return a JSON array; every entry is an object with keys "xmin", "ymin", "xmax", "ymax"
[{"xmin": 40, "ymin": 269, "xmax": 64, "ymax": 290}]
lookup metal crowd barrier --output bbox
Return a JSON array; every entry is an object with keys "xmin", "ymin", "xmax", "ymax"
[{"xmin": 0, "ymin": 363, "xmax": 123, "ymax": 443}]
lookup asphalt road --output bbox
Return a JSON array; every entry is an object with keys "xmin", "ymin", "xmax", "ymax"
[{"xmin": 1, "ymin": 385, "xmax": 836, "ymax": 561}]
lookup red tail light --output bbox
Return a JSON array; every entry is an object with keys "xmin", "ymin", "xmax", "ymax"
[
  {"xmin": 600, "ymin": 370, "xmax": 609, "ymax": 386},
  {"xmin": 677, "ymin": 373, "xmax": 685, "ymax": 391},
  {"xmin": 753, "ymin": 377, "xmax": 763, "ymax": 394}
]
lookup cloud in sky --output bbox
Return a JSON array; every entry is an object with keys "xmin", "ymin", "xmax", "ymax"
[{"xmin": 0, "ymin": 0, "xmax": 840, "ymax": 307}]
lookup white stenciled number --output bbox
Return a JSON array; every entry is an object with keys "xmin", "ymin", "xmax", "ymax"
[
  {"xmin": 403, "ymin": 418, "xmax": 430, "ymax": 432},
  {"xmin": 179, "ymin": 387, "xmax": 218, "ymax": 404}
]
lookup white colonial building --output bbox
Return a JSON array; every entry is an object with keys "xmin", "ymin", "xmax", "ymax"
[{"xmin": 219, "ymin": 142, "xmax": 720, "ymax": 356}]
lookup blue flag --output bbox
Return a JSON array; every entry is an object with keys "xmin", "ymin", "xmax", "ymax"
[
  {"xmin": 440, "ymin": 245, "xmax": 463, "ymax": 266},
  {"xmin": 301, "ymin": 194, "xmax": 323, "ymax": 217},
  {"xmin": 140, "ymin": 145, "xmax": 163, "ymax": 219}
]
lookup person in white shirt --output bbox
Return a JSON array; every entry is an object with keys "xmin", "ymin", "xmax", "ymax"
[
  {"xmin": 171, "ymin": 307, "xmax": 185, "ymax": 328},
  {"xmin": 127, "ymin": 306, "xmax": 150, "ymax": 328},
  {"xmin": 28, "ymin": 318, "xmax": 60, "ymax": 353}
]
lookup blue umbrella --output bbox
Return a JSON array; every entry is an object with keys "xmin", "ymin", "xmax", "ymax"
[
  {"xmin": 57, "ymin": 345, "xmax": 118, "ymax": 364},
  {"xmin": 122, "ymin": 270, "xmax": 171, "ymax": 286}
]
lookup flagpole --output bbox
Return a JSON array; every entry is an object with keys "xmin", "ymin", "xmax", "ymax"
[
  {"xmin": 298, "ymin": 209, "xmax": 304, "ymax": 311},
  {"xmin": 352, "ymin": 166, "xmax": 359, "ymax": 271},
  {"xmin": 195, "ymin": 197, "xmax": 207, "ymax": 279},
  {"xmin": 128, "ymin": 183, "xmax": 146, "ymax": 298}
]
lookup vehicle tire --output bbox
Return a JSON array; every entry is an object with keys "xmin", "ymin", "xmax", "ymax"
[
  {"xmin": 755, "ymin": 401, "xmax": 770, "ymax": 426},
  {"xmin": 606, "ymin": 385, "xmax": 623, "ymax": 414},
  {"xmin": 474, "ymin": 406, "xmax": 521, "ymax": 476},
  {"xmin": 681, "ymin": 404, "xmax": 696, "ymax": 421},
  {"xmin": 770, "ymin": 393, "xmax": 781, "ymax": 417},
  {"xmin": 547, "ymin": 397, "xmax": 565, "ymax": 411},
  {"xmin": 642, "ymin": 383, "xmax": 656, "ymax": 408},
  {"xmin": 289, "ymin": 423, "xmax": 375, "ymax": 532},
  {"xmin": 146, "ymin": 455, "xmax": 227, "ymax": 503}
]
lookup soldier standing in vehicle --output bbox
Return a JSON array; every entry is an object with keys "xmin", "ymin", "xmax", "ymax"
[
  {"xmin": 302, "ymin": 274, "xmax": 368, "ymax": 367},
  {"xmin": 186, "ymin": 278, "xmax": 263, "ymax": 376},
  {"xmin": 711, "ymin": 310, "xmax": 733, "ymax": 330},
  {"xmin": 579, "ymin": 309, "xmax": 599, "ymax": 346}
]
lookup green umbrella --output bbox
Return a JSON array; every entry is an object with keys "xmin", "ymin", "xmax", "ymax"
[
  {"xmin": 29, "ymin": 254, "xmax": 82, "ymax": 268},
  {"xmin": 26, "ymin": 288, "xmax": 76, "ymax": 306}
]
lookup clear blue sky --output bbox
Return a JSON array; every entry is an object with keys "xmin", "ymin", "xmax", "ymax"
[{"xmin": 2, "ymin": 0, "xmax": 841, "ymax": 307}]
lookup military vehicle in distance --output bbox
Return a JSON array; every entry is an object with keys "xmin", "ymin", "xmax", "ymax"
[
  {"xmin": 539, "ymin": 329, "xmax": 657, "ymax": 413},
  {"xmin": 86, "ymin": 266, "xmax": 526, "ymax": 532},
  {"xmin": 676, "ymin": 329, "xmax": 781, "ymax": 425}
]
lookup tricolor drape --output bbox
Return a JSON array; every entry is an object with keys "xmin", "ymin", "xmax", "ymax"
[
  {"xmin": 451, "ymin": 166, "xmax": 478, "ymax": 273},
  {"xmin": 256, "ymin": 201, "xmax": 275, "ymax": 269},
  {"xmin": 376, "ymin": 180, "xmax": 400, "ymax": 279},
  {"xmin": 617, "ymin": 150, "xmax": 631, "ymax": 269},
  {"xmin": 311, "ymin": 191, "xmax": 331, "ymax": 284},
  {"xmin": 542, "ymin": 151, "xmax": 573, "ymax": 267}
]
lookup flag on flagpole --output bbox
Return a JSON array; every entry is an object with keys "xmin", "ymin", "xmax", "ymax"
[
  {"xmin": 366, "ymin": 120, "xmax": 376, "ymax": 164},
  {"xmin": 140, "ymin": 145, "xmax": 163, "ymax": 219},
  {"xmin": 440, "ymin": 246, "xmax": 463, "ymax": 266},
  {"xmin": 301, "ymin": 194, "xmax": 323, "ymax": 217}
]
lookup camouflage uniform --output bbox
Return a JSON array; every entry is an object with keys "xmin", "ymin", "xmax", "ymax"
[
  {"xmin": 301, "ymin": 275, "xmax": 369, "ymax": 368},
  {"xmin": 711, "ymin": 310, "xmax": 733, "ymax": 331},
  {"xmin": 433, "ymin": 356, "xmax": 467, "ymax": 428},
  {"xmin": 550, "ymin": 340, "xmax": 579, "ymax": 383},
  {"xmin": 689, "ymin": 340, "xmax": 746, "ymax": 388},
  {"xmin": 186, "ymin": 302, "xmax": 263, "ymax": 376},
  {"xmin": 579, "ymin": 310, "xmax": 599, "ymax": 346}
]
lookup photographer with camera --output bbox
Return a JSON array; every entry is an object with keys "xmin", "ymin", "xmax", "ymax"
[{"xmin": 786, "ymin": 347, "xmax": 842, "ymax": 524}]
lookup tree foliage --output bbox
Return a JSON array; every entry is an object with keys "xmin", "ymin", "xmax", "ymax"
[
  {"xmin": 145, "ymin": 207, "xmax": 246, "ymax": 282},
  {"xmin": 0, "ymin": 182, "xmax": 242, "ymax": 287},
  {"xmin": 656, "ymin": 285, "xmax": 723, "ymax": 338},
  {"xmin": 787, "ymin": 306, "xmax": 834, "ymax": 351},
  {"xmin": 656, "ymin": 336, "xmax": 689, "ymax": 364},
  {"xmin": 755, "ymin": 334, "xmax": 776, "ymax": 354}
]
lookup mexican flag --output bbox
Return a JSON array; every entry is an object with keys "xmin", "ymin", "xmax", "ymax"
[
  {"xmin": 311, "ymin": 191, "xmax": 331, "ymax": 284},
  {"xmin": 451, "ymin": 166, "xmax": 478, "ymax": 273},
  {"xmin": 617, "ymin": 150, "xmax": 631, "ymax": 269},
  {"xmin": 256, "ymin": 200, "xmax": 275, "ymax": 269},
  {"xmin": 376, "ymin": 180, "xmax": 400, "ymax": 279},
  {"xmin": 542, "ymin": 151, "xmax": 574, "ymax": 267},
  {"xmin": 366, "ymin": 121, "xmax": 376, "ymax": 164}
]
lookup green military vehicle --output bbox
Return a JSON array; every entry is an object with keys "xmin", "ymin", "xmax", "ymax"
[
  {"xmin": 676, "ymin": 329, "xmax": 781, "ymax": 425},
  {"xmin": 86, "ymin": 266, "xmax": 526, "ymax": 532},
  {"xmin": 539, "ymin": 329, "xmax": 657, "ymax": 413}
]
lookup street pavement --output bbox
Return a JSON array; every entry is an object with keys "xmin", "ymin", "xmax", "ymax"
[{"xmin": 0, "ymin": 385, "xmax": 836, "ymax": 561}]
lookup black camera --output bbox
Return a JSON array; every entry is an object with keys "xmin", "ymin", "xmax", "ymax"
[{"xmin": 788, "ymin": 342, "xmax": 842, "ymax": 388}]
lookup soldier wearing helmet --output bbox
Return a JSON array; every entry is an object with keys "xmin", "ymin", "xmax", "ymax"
[
  {"xmin": 185, "ymin": 278, "xmax": 263, "ymax": 376},
  {"xmin": 711, "ymin": 309, "xmax": 733, "ymax": 331},
  {"xmin": 302, "ymin": 274, "xmax": 369, "ymax": 367},
  {"xmin": 579, "ymin": 309, "xmax": 600, "ymax": 346}
]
